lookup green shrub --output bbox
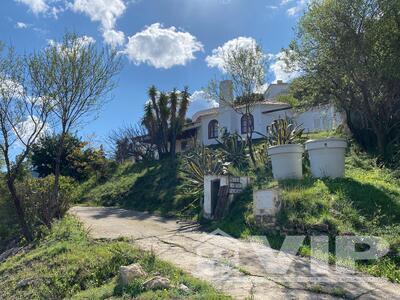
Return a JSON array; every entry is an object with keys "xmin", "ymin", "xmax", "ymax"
[
  {"xmin": 0, "ymin": 181, "xmax": 18, "ymax": 252},
  {"xmin": 16, "ymin": 175, "xmax": 76, "ymax": 236}
]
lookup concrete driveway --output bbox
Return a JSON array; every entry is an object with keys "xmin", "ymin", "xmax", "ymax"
[{"xmin": 71, "ymin": 206, "xmax": 400, "ymax": 300}]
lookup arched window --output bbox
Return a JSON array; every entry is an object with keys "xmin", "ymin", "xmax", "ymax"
[
  {"xmin": 208, "ymin": 120, "xmax": 219, "ymax": 139},
  {"xmin": 241, "ymin": 114, "xmax": 254, "ymax": 134}
]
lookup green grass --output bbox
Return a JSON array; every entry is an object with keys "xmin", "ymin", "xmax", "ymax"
[
  {"xmin": 210, "ymin": 143, "xmax": 400, "ymax": 283},
  {"xmin": 0, "ymin": 216, "xmax": 229, "ymax": 299},
  {"xmin": 75, "ymin": 158, "xmax": 199, "ymax": 219}
]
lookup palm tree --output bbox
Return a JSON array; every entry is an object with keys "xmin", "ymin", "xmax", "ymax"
[
  {"xmin": 169, "ymin": 89, "xmax": 178, "ymax": 156},
  {"xmin": 142, "ymin": 86, "xmax": 190, "ymax": 158}
]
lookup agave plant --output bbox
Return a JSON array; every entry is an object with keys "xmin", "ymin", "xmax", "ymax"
[
  {"xmin": 267, "ymin": 117, "xmax": 304, "ymax": 146},
  {"xmin": 216, "ymin": 129, "xmax": 248, "ymax": 171},
  {"xmin": 180, "ymin": 144, "xmax": 225, "ymax": 195}
]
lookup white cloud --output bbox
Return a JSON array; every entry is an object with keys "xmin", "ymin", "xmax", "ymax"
[
  {"xmin": 47, "ymin": 35, "xmax": 95, "ymax": 56},
  {"xmin": 268, "ymin": 51, "xmax": 301, "ymax": 83},
  {"xmin": 15, "ymin": 22, "xmax": 29, "ymax": 29},
  {"xmin": 190, "ymin": 90, "xmax": 218, "ymax": 107},
  {"xmin": 282, "ymin": 0, "xmax": 309, "ymax": 17},
  {"xmin": 77, "ymin": 35, "xmax": 96, "ymax": 46},
  {"xmin": 254, "ymin": 83, "xmax": 269, "ymax": 94},
  {"xmin": 124, "ymin": 23, "xmax": 204, "ymax": 69},
  {"xmin": 280, "ymin": 0, "xmax": 294, "ymax": 5},
  {"xmin": 0, "ymin": 79, "xmax": 25, "ymax": 98},
  {"xmin": 205, "ymin": 37, "xmax": 258, "ymax": 72},
  {"xmin": 14, "ymin": 116, "xmax": 51, "ymax": 147},
  {"xmin": 15, "ymin": 0, "xmax": 48, "ymax": 14},
  {"xmin": 72, "ymin": 0, "xmax": 126, "ymax": 47},
  {"xmin": 188, "ymin": 90, "xmax": 219, "ymax": 118},
  {"xmin": 72, "ymin": 0, "xmax": 125, "ymax": 30},
  {"xmin": 15, "ymin": 0, "xmax": 64, "ymax": 18},
  {"xmin": 48, "ymin": 35, "xmax": 95, "ymax": 48},
  {"xmin": 103, "ymin": 29, "xmax": 125, "ymax": 48},
  {"xmin": 286, "ymin": 6, "xmax": 300, "ymax": 16}
]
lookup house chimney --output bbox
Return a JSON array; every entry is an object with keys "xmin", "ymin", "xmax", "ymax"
[
  {"xmin": 219, "ymin": 80, "xmax": 234, "ymax": 107},
  {"xmin": 277, "ymin": 80, "xmax": 283, "ymax": 84}
]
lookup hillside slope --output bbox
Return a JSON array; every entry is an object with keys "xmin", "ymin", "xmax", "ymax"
[
  {"xmin": 75, "ymin": 158, "xmax": 198, "ymax": 218},
  {"xmin": 75, "ymin": 140, "xmax": 400, "ymax": 283}
]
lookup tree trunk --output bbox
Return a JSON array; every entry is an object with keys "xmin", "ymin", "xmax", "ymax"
[
  {"xmin": 170, "ymin": 121, "xmax": 177, "ymax": 158},
  {"xmin": 247, "ymin": 131, "xmax": 256, "ymax": 166},
  {"xmin": 359, "ymin": 82, "xmax": 388, "ymax": 157},
  {"xmin": 6, "ymin": 176, "xmax": 33, "ymax": 242},
  {"xmin": 52, "ymin": 132, "xmax": 66, "ymax": 219},
  {"xmin": 170, "ymin": 133, "xmax": 176, "ymax": 157},
  {"xmin": 375, "ymin": 128, "xmax": 387, "ymax": 159}
]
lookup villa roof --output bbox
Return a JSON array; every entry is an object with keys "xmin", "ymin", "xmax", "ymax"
[
  {"xmin": 190, "ymin": 82, "xmax": 291, "ymax": 122},
  {"xmin": 192, "ymin": 107, "xmax": 219, "ymax": 122},
  {"xmin": 191, "ymin": 101, "xmax": 289, "ymax": 122},
  {"xmin": 264, "ymin": 82, "xmax": 289, "ymax": 99}
]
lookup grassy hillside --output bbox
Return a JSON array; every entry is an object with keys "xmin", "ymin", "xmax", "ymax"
[
  {"xmin": 74, "ymin": 133, "xmax": 400, "ymax": 283},
  {"xmin": 0, "ymin": 216, "xmax": 228, "ymax": 299},
  {"xmin": 75, "ymin": 158, "xmax": 199, "ymax": 218},
  {"xmin": 212, "ymin": 147, "xmax": 400, "ymax": 283}
]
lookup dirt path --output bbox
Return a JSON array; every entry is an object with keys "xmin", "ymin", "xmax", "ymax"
[{"xmin": 71, "ymin": 206, "xmax": 400, "ymax": 300}]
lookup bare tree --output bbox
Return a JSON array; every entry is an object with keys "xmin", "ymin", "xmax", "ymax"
[
  {"xmin": 206, "ymin": 41, "xmax": 267, "ymax": 165},
  {"xmin": 0, "ymin": 43, "xmax": 51, "ymax": 241},
  {"xmin": 107, "ymin": 123, "xmax": 156, "ymax": 162},
  {"xmin": 28, "ymin": 33, "xmax": 122, "ymax": 213}
]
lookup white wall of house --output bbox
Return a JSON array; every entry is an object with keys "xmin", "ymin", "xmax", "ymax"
[
  {"xmin": 180, "ymin": 82, "xmax": 344, "ymax": 149},
  {"xmin": 294, "ymin": 106, "xmax": 343, "ymax": 132},
  {"xmin": 198, "ymin": 113, "xmax": 219, "ymax": 146},
  {"xmin": 193, "ymin": 104, "xmax": 343, "ymax": 146}
]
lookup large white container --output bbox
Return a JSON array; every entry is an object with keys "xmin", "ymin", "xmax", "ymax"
[
  {"xmin": 268, "ymin": 144, "xmax": 304, "ymax": 180},
  {"xmin": 305, "ymin": 138, "xmax": 347, "ymax": 178}
]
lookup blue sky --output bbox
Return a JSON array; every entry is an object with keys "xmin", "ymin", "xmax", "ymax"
[{"xmin": 1, "ymin": 0, "xmax": 307, "ymax": 147}]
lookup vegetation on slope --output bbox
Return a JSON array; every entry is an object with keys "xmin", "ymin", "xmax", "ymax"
[
  {"xmin": 0, "ymin": 216, "xmax": 228, "ymax": 299},
  {"xmin": 74, "ymin": 130, "xmax": 400, "ymax": 283},
  {"xmin": 212, "ymin": 145, "xmax": 400, "ymax": 283},
  {"xmin": 75, "ymin": 158, "xmax": 199, "ymax": 218},
  {"xmin": 0, "ymin": 179, "xmax": 19, "ymax": 252}
]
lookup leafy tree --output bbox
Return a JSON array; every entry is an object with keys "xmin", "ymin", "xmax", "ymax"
[
  {"xmin": 286, "ymin": 0, "xmax": 400, "ymax": 160},
  {"xmin": 82, "ymin": 145, "xmax": 111, "ymax": 182},
  {"xmin": 142, "ymin": 86, "xmax": 190, "ymax": 158},
  {"xmin": 0, "ymin": 43, "xmax": 51, "ymax": 241},
  {"xmin": 28, "ymin": 33, "xmax": 121, "ymax": 212},
  {"xmin": 206, "ymin": 41, "xmax": 267, "ymax": 165},
  {"xmin": 31, "ymin": 133, "xmax": 105, "ymax": 182}
]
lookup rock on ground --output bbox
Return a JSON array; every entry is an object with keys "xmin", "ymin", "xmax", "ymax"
[
  {"xmin": 143, "ymin": 276, "xmax": 170, "ymax": 290},
  {"xmin": 119, "ymin": 263, "xmax": 147, "ymax": 285},
  {"xmin": 178, "ymin": 283, "xmax": 190, "ymax": 293}
]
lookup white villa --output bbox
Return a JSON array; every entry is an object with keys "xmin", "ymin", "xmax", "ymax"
[{"xmin": 175, "ymin": 80, "xmax": 343, "ymax": 152}]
